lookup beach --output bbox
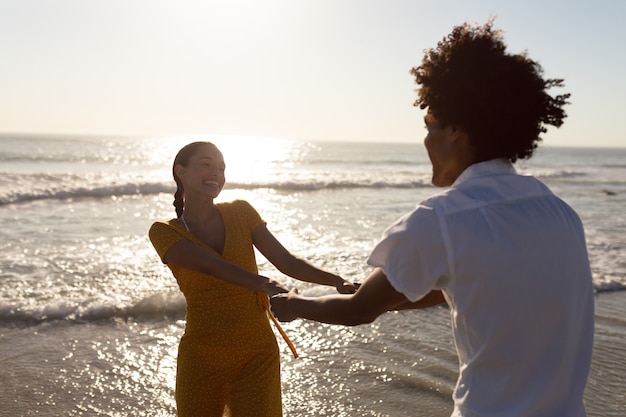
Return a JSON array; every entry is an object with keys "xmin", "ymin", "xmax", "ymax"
[{"xmin": 1, "ymin": 135, "xmax": 625, "ymax": 416}]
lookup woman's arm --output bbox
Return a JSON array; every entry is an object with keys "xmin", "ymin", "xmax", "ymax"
[
  {"xmin": 163, "ymin": 239, "xmax": 289, "ymax": 296},
  {"xmin": 252, "ymin": 224, "xmax": 358, "ymax": 294}
]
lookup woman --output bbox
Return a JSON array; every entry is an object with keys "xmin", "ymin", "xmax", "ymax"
[{"xmin": 149, "ymin": 141, "xmax": 356, "ymax": 417}]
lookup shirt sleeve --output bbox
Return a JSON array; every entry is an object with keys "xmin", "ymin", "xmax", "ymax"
[
  {"xmin": 367, "ymin": 205, "xmax": 449, "ymax": 302},
  {"xmin": 148, "ymin": 221, "xmax": 186, "ymax": 263},
  {"xmin": 235, "ymin": 200, "xmax": 266, "ymax": 232}
]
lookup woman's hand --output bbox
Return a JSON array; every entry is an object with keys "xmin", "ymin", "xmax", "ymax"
[
  {"xmin": 333, "ymin": 276, "xmax": 360, "ymax": 294},
  {"xmin": 263, "ymin": 277, "xmax": 290, "ymax": 296}
]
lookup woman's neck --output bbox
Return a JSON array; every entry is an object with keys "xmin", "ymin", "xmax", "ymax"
[{"xmin": 181, "ymin": 199, "xmax": 217, "ymax": 224}]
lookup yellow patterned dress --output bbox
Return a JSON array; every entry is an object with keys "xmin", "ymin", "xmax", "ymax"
[{"xmin": 149, "ymin": 200, "xmax": 286, "ymax": 417}]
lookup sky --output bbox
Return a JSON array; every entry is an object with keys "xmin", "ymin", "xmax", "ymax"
[{"xmin": 1, "ymin": 0, "xmax": 625, "ymax": 147}]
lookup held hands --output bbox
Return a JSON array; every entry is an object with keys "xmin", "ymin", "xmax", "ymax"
[
  {"xmin": 267, "ymin": 274, "xmax": 359, "ymax": 321},
  {"xmin": 333, "ymin": 275, "xmax": 360, "ymax": 294},
  {"xmin": 269, "ymin": 278, "xmax": 360, "ymax": 323},
  {"xmin": 270, "ymin": 288, "xmax": 299, "ymax": 322}
]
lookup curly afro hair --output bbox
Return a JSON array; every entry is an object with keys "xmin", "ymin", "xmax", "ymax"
[{"xmin": 411, "ymin": 20, "xmax": 570, "ymax": 162}]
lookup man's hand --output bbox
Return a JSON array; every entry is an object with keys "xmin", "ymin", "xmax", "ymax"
[{"xmin": 270, "ymin": 288, "xmax": 300, "ymax": 322}]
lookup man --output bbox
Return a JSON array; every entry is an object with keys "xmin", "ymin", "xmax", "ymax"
[{"xmin": 271, "ymin": 21, "xmax": 594, "ymax": 417}]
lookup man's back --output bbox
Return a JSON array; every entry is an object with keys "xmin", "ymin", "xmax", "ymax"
[{"xmin": 433, "ymin": 160, "xmax": 594, "ymax": 416}]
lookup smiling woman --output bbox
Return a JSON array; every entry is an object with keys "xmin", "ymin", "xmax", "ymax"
[{"xmin": 146, "ymin": 139, "xmax": 357, "ymax": 416}]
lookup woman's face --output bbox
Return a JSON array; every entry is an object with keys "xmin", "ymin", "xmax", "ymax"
[{"xmin": 176, "ymin": 144, "xmax": 226, "ymax": 200}]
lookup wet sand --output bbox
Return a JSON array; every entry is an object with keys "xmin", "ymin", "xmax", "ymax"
[{"xmin": 585, "ymin": 290, "xmax": 626, "ymax": 417}]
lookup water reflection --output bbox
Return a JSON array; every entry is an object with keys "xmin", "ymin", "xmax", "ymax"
[{"xmin": 277, "ymin": 310, "xmax": 456, "ymax": 417}]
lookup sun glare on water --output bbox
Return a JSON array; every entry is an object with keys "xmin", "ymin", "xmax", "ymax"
[
  {"xmin": 150, "ymin": 134, "xmax": 307, "ymax": 185},
  {"xmin": 214, "ymin": 136, "xmax": 302, "ymax": 184}
]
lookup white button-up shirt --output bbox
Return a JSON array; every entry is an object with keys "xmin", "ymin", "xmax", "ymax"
[{"xmin": 368, "ymin": 159, "xmax": 594, "ymax": 417}]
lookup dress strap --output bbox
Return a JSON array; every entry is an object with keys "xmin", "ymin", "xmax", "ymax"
[
  {"xmin": 257, "ymin": 293, "xmax": 298, "ymax": 358},
  {"xmin": 267, "ymin": 311, "xmax": 299, "ymax": 358}
]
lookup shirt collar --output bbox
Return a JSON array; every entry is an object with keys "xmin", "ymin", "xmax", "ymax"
[{"xmin": 452, "ymin": 158, "xmax": 517, "ymax": 187}]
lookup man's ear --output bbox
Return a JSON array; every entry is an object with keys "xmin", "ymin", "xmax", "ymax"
[
  {"xmin": 450, "ymin": 126, "xmax": 469, "ymax": 144},
  {"xmin": 451, "ymin": 128, "xmax": 475, "ymax": 164}
]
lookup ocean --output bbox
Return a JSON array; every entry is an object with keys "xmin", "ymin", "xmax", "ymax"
[{"xmin": 1, "ymin": 134, "xmax": 624, "ymax": 416}]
